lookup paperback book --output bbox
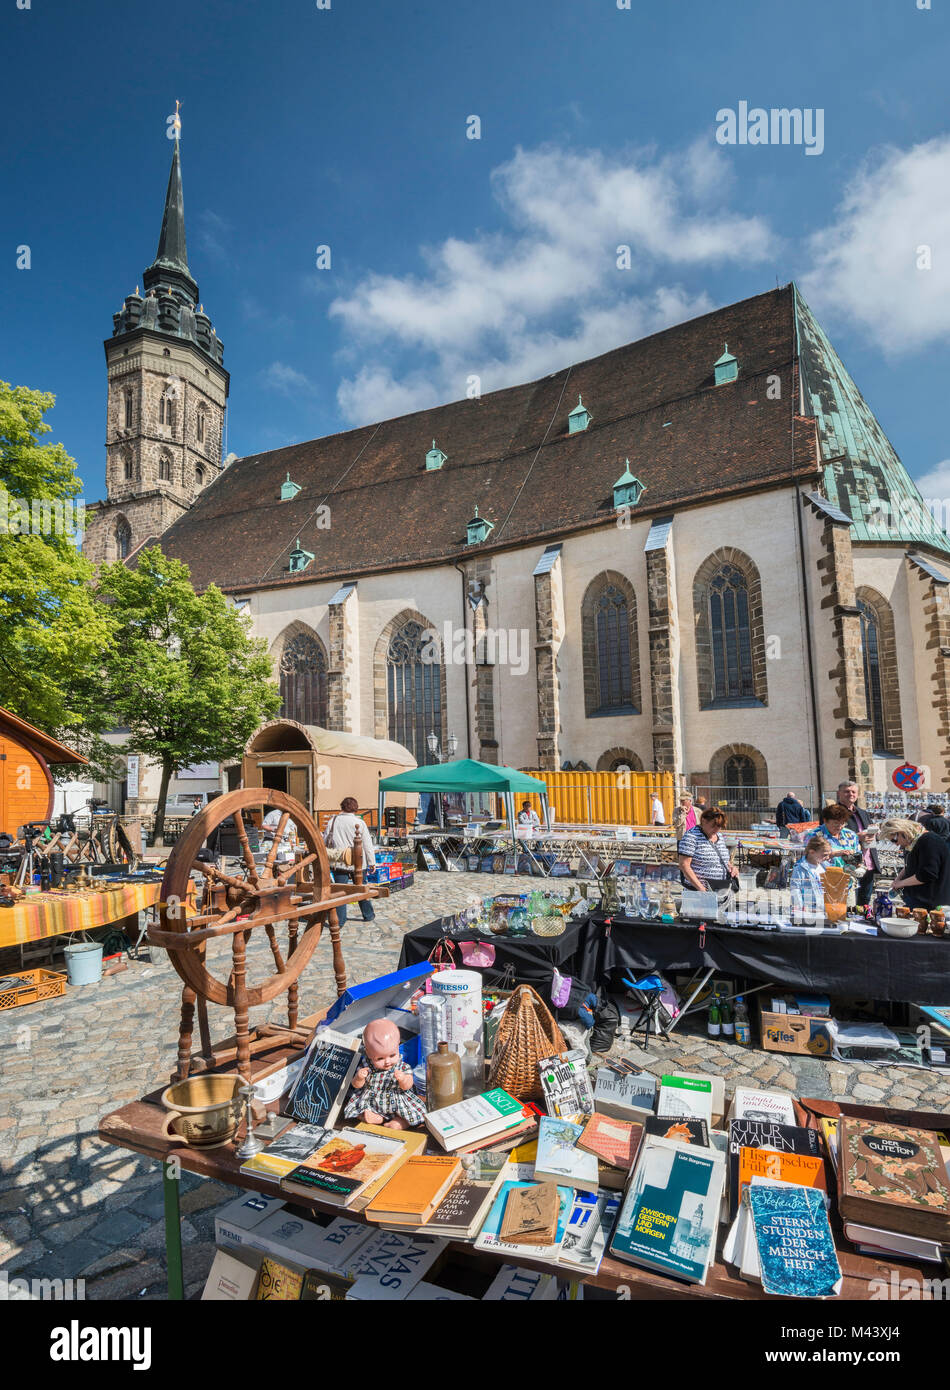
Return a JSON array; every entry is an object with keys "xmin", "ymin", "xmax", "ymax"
[
  {"xmin": 609, "ymin": 1136, "xmax": 726, "ymax": 1285},
  {"xmin": 538, "ymin": 1050, "xmax": 595, "ymax": 1118},
  {"xmin": 727, "ymin": 1119, "xmax": 823, "ymax": 1219},
  {"xmin": 239, "ymin": 1123, "xmax": 329, "ymax": 1183},
  {"xmin": 559, "ymin": 1191, "xmax": 622, "ymax": 1275},
  {"xmin": 836, "ymin": 1118, "xmax": 950, "ymax": 1240},
  {"xmin": 348, "ymin": 1124, "xmax": 428, "ymax": 1213},
  {"xmin": 578, "ymin": 1113, "xmax": 642, "ymax": 1171},
  {"xmin": 656, "ymin": 1075, "xmax": 714, "ymax": 1125},
  {"xmin": 729, "ymin": 1087, "xmax": 797, "ymax": 1127},
  {"xmin": 425, "ymin": 1088, "xmax": 526, "ymax": 1151},
  {"xmin": 748, "ymin": 1184, "xmax": 842, "ymax": 1298},
  {"xmin": 474, "ymin": 1164, "xmax": 573, "ymax": 1262},
  {"xmin": 283, "ymin": 1027, "xmax": 361, "ymax": 1127},
  {"xmin": 593, "ymin": 1066, "xmax": 657, "ymax": 1120},
  {"xmin": 280, "ymin": 1128, "xmax": 404, "ymax": 1206},
  {"xmin": 534, "ymin": 1116, "xmax": 600, "ymax": 1194},
  {"xmin": 365, "ymin": 1155, "xmax": 462, "ymax": 1225},
  {"xmin": 645, "ymin": 1116, "xmax": 709, "ymax": 1148}
]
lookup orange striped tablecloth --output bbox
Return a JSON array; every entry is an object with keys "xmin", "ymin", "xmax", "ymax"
[{"xmin": 0, "ymin": 882, "xmax": 164, "ymax": 949}]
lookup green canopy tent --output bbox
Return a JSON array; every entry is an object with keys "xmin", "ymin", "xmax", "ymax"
[{"xmin": 376, "ymin": 758, "xmax": 549, "ymax": 849}]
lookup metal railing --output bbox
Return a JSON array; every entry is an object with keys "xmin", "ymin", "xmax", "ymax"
[{"xmin": 688, "ymin": 786, "xmax": 816, "ymax": 833}]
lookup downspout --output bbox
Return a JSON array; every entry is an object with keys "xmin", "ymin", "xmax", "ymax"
[
  {"xmin": 453, "ymin": 560, "xmax": 474, "ymax": 759},
  {"xmin": 791, "ymin": 286, "xmax": 824, "ymax": 807}
]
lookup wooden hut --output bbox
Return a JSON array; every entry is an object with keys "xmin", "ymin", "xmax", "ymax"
[{"xmin": 0, "ymin": 706, "xmax": 87, "ymax": 835}]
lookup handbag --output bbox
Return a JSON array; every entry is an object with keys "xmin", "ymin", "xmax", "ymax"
[
  {"xmin": 460, "ymin": 940, "xmax": 496, "ymax": 968},
  {"xmin": 425, "ymin": 936, "xmax": 458, "ymax": 989},
  {"xmin": 487, "ymin": 983, "xmax": 566, "ymax": 1101}
]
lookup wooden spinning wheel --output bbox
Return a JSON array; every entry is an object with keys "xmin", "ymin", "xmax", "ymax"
[{"xmin": 147, "ymin": 789, "xmax": 382, "ymax": 1083}]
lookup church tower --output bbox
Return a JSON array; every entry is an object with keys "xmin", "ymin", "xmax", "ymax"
[{"xmin": 83, "ymin": 115, "xmax": 229, "ymax": 564}]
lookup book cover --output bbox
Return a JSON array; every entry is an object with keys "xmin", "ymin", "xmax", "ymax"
[
  {"xmin": 348, "ymin": 1125, "xmax": 427, "ymax": 1213},
  {"xmin": 656, "ymin": 1075, "xmax": 713, "ymax": 1124},
  {"xmin": 593, "ymin": 1066, "xmax": 657, "ymax": 1120},
  {"xmin": 300, "ymin": 1269, "xmax": 354, "ymax": 1300},
  {"xmin": 748, "ymin": 1184, "xmax": 842, "ymax": 1298},
  {"xmin": 425, "ymin": 1088, "xmax": 525, "ymax": 1151},
  {"xmin": 500, "ymin": 1181, "xmax": 561, "ymax": 1244},
  {"xmin": 837, "ymin": 1118, "xmax": 950, "ymax": 1240},
  {"xmin": 474, "ymin": 1167, "xmax": 573, "ymax": 1262},
  {"xmin": 559, "ymin": 1191, "xmax": 622, "ymax": 1275},
  {"xmin": 736, "ymin": 1146, "xmax": 827, "ymax": 1215},
  {"xmin": 730, "ymin": 1087, "xmax": 797, "ymax": 1127},
  {"xmin": 201, "ymin": 1248, "xmax": 261, "ymax": 1301},
  {"xmin": 284, "ymin": 1026, "xmax": 361, "ymax": 1126},
  {"xmin": 610, "ymin": 1136, "xmax": 726, "ymax": 1285},
  {"xmin": 455, "ymin": 1116, "xmax": 537, "ymax": 1155},
  {"xmin": 256, "ymin": 1257, "xmax": 304, "ymax": 1300},
  {"xmin": 578, "ymin": 1113, "xmax": 642, "ymax": 1170},
  {"xmin": 366, "ymin": 1155, "xmax": 462, "ymax": 1223},
  {"xmin": 239, "ymin": 1122, "xmax": 330, "ymax": 1183},
  {"xmin": 345, "ymin": 1234, "xmax": 447, "ymax": 1300},
  {"xmin": 645, "ymin": 1116, "xmax": 709, "ymax": 1148},
  {"xmin": 281, "ymin": 1128, "xmax": 404, "ymax": 1205},
  {"xmin": 728, "ymin": 1119, "xmax": 823, "ymax": 1219},
  {"xmin": 419, "ymin": 1178, "xmax": 501, "ymax": 1239},
  {"xmin": 535, "ymin": 1116, "xmax": 600, "ymax": 1193},
  {"xmin": 538, "ymin": 1050, "xmax": 595, "ymax": 1119},
  {"xmin": 300, "ymin": 1217, "xmax": 377, "ymax": 1277}
]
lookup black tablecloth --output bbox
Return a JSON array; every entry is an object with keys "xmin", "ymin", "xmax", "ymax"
[
  {"xmin": 588, "ymin": 914, "xmax": 950, "ymax": 1005},
  {"xmin": 397, "ymin": 916, "xmax": 594, "ymax": 994}
]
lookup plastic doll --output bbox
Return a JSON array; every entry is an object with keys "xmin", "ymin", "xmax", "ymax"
[{"xmin": 343, "ymin": 1018, "xmax": 426, "ymax": 1130}]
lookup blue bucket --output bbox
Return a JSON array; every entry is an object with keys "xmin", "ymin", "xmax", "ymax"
[{"xmin": 63, "ymin": 940, "xmax": 103, "ymax": 987}]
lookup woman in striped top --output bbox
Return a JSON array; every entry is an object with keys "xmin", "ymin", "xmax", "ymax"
[{"xmin": 678, "ymin": 807, "xmax": 739, "ymax": 891}]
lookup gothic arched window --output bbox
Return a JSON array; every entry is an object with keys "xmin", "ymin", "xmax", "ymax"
[
  {"xmin": 857, "ymin": 590, "xmax": 902, "ymax": 756},
  {"xmin": 124, "ymin": 389, "xmax": 133, "ymax": 430},
  {"xmin": 159, "ymin": 455, "xmax": 172, "ymax": 482},
  {"xmin": 196, "ymin": 410, "xmax": 206, "ymax": 444},
  {"xmin": 694, "ymin": 550, "xmax": 767, "ymax": 707},
  {"xmin": 159, "ymin": 391, "xmax": 176, "ymax": 432},
  {"xmin": 123, "ymin": 454, "xmax": 133, "ymax": 481},
  {"xmin": 581, "ymin": 572, "xmax": 641, "ymax": 717},
  {"xmin": 387, "ymin": 619, "xmax": 441, "ymax": 764},
  {"xmin": 195, "ymin": 464, "xmax": 205, "ymax": 487},
  {"xmin": 279, "ymin": 632, "xmax": 328, "ymax": 726},
  {"xmin": 115, "ymin": 518, "xmax": 132, "ymax": 560},
  {"xmin": 723, "ymin": 753, "xmax": 756, "ymax": 792}
]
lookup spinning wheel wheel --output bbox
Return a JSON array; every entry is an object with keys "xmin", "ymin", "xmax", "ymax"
[{"xmin": 148, "ymin": 789, "xmax": 380, "ymax": 1083}]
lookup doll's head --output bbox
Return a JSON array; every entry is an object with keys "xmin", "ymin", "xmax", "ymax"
[{"xmin": 363, "ymin": 1018, "xmax": 402, "ymax": 1071}]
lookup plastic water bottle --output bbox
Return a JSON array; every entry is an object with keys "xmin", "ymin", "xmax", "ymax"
[{"xmin": 734, "ymin": 996, "xmax": 751, "ymax": 1047}]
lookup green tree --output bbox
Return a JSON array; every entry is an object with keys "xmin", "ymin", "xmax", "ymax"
[
  {"xmin": 0, "ymin": 382, "xmax": 118, "ymax": 774},
  {"xmin": 96, "ymin": 547, "xmax": 281, "ymax": 840}
]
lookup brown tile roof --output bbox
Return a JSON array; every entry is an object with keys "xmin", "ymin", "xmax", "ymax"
[{"xmin": 160, "ymin": 284, "xmax": 819, "ymax": 592}]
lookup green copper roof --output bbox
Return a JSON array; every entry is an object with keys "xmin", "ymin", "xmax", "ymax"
[
  {"xmin": 794, "ymin": 286, "xmax": 950, "ymax": 557},
  {"xmin": 153, "ymin": 142, "xmax": 190, "ymax": 277}
]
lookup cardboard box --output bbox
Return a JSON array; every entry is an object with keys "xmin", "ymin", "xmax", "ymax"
[
  {"xmin": 759, "ymin": 1010, "xmax": 835, "ymax": 1056},
  {"xmin": 228, "ymin": 1208, "xmax": 340, "ymax": 1269}
]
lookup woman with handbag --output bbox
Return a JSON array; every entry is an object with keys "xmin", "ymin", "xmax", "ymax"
[
  {"xmin": 324, "ymin": 797, "xmax": 377, "ymax": 924},
  {"xmin": 678, "ymin": 807, "xmax": 739, "ymax": 892}
]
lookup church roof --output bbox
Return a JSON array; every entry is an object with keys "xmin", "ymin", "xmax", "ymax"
[
  {"xmin": 149, "ymin": 141, "xmax": 192, "ymax": 283},
  {"xmin": 157, "ymin": 283, "xmax": 950, "ymax": 590}
]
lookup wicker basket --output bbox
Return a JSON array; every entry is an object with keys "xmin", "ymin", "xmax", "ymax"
[{"xmin": 487, "ymin": 983, "xmax": 566, "ymax": 1101}]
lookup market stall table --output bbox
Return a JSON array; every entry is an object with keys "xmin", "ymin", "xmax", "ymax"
[
  {"xmin": 581, "ymin": 913, "xmax": 950, "ymax": 1006},
  {"xmin": 397, "ymin": 914, "xmax": 595, "ymax": 994},
  {"xmin": 0, "ymin": 880, "xmax": 166, "ymax": 954},
  {"xmin": 96, "ymin": 1018, "xmax": 942, "ymax": 1301}
]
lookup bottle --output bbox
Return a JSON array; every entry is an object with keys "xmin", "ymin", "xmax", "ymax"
[
  {"xmin": 734, "ymin": 997, "xmax": 751, "ymax": 1047},
  {"xmin": 426, "ymin": 1041, "xmax": 462, "ymax": 1110},
  {"xmin": 720, "ymin": 997, "xmax": 734, "ymax": 1039},
  {"xmin": 707, "ymin": 999, "xmax": 721, "ymax": 1037},
  {"xmin": 461, "ymin": 1038, "xmax": 482, "ymax": 1098},
  {"xmin": 660, "ymin": 889, "xmax": 675, "ymax": 923}
]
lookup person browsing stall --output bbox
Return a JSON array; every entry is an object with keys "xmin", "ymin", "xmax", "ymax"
[
  {"xmin": 836, "ymin": 781, "xmax": 880, "ymax": 906},
  {"xmin": 790, "ymin": 835, "xmax": 832, "ymax": 922},
  {"xmin": 775, "ymin": 791, "xmax": 809, "ymax": 839},
  {"xmin": 879, "ymin": 818, "xmax": 950, "ymax": 912},
  {"xmin": 324, "ymin": 797, "xmax": 377, "ymax": 924},
  {"xmin": 807, "ymin": 803, "xmax": 861, "ymax": 869},
  {"xmin": 678, "ymin": 807, "xmax": 739, "ymax": 892},
  {"xmin": 517, "ymin": 802, "xmax": 541, "ymax": 829}
]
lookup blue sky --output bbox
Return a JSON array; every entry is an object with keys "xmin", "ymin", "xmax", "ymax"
[{"xmin": 5, "ymin": 0, "xmax": 950, "ymax": 503}]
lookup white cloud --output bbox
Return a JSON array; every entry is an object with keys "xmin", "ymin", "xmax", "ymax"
[
  {"xmin": 329, "ymin": 141, "xmax": 773, "ymax": 424},
  {"xmin": 914, "ymin": 460, "xmax": 950, "ymax": 531},
  {"xmin": 259, "ymin": 361, "xmax": 315, "ymax": 397},
  {"xmin": 801, "ymin": 135, "xmax": 950, "ymax": 352}
]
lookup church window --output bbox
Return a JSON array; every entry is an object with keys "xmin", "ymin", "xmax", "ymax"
[
  {"xmin": 124, "ymin": 389, "xmax": 133, "ymax": 429},
  {"xmin": 582, "ymin": 572, "xmax": 641, "ymax": 717},
  {"xmin": 279, "ymin": 631, "xmax": 328, "ymax": 726},
  {"xmin": 856, "ymin": 589, "xmax": 902, "ymax": 756},
  {"xmin": 123, "ymin": 454, "xmax": 133, "ymax": 481},
  {"xmin": 387, "ymin": 619, "xmax": 442, "ymax": 765},
  {"xmin": 197, "ymin": 410, "xmax": 206, "ymax": 444},
  {"xmin": 693, "ymin": 550, "xmax": 767, "ymax": 708},
  {"xmin": 159, "ymin": 392, "xmax": 176, "ymax": 432},
  {"xmin": 159, "ymin": 455, "xmax": 172, "ymax": 482},
  {"xmin": 195, "ymin": 464, "xmax": 205, "ymax": 487},
  {"xmin": 115, "ymin": 518, "xmax": 132, "ymax": 560}
]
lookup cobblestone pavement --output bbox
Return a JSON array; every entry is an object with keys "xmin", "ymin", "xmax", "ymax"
[{"xmin": 1, "ymin": 872, "xmax": 948, "ymax": 1299}]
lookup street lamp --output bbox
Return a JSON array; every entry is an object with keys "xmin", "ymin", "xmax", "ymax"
[{"xmin": 427, "ymin": 731, "xmax": 458, "ymax": 762}]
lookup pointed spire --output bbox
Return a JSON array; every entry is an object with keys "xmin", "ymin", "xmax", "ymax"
[{"xmin": 154, "ymin": 141, "xmax": 190, "ymax": 276}]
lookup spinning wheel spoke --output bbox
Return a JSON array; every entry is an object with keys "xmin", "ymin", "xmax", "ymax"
[
  {"xmin": 277, "ymin": 851, "xmax": 318, "ymax": 885},
  {"xmin": 234, "ymin": 816, "xmax": 260, "ymax": 886},
  {"xmin": 191, "ymin": 861, "xmax": 256, "ymax": 894},
  {"xmin": 264, "ymin": 924, "xmax": 286, "ymax": 973},
  {"xmin": 263, "ymin": 812, "xmax": 290, "ymax": 875}
]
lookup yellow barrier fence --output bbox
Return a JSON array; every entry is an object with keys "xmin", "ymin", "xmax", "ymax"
[{"xmin": 513, "ymin": 771, "xmax": 677, "ymax": 828}]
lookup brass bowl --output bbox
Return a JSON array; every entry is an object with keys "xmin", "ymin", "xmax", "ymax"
[{"xmin": 160, "ymin": 1074, "xmax": 243, "ymax": 1148}]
